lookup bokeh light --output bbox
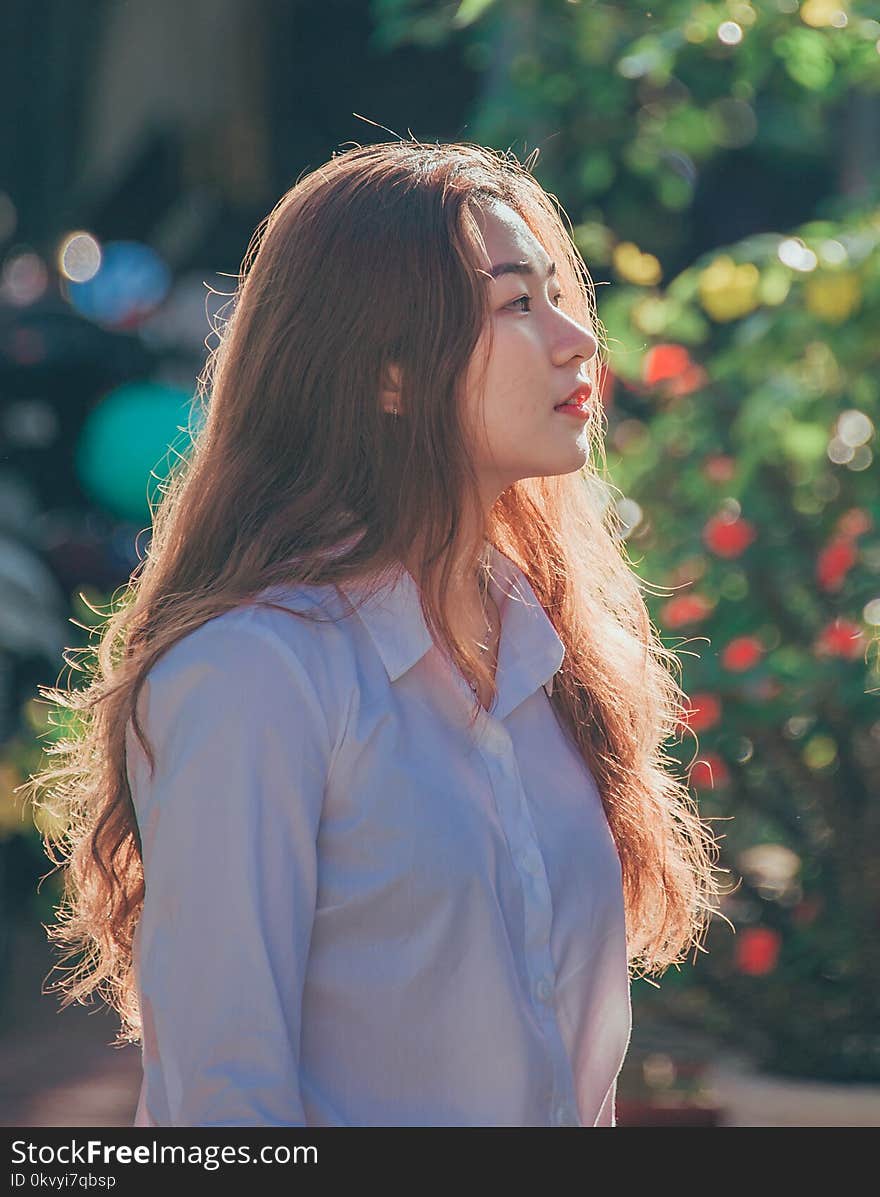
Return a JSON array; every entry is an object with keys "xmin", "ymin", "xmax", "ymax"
[
  {"xmin": 800, "ymin": 0, "xmax": 848, "ymax": 28},
  {"xmin": 58, "ymin": 231, "xmax": 102, "ymax": 283},
  {"xmin": 75, "ymin": 380, "xmax": 204, "ymax": 522},
  {"xmin": 613, "ymin": 241, "xmax": 662, "ymax": 286},
  {"xmin": 699, "ymin": 256, "xmax": 760, "ymax": 321},
  {"xmin": 616, "ymin": 497, "xmax": 643, "ymax": 537},
  {"xmin": 1, "ymin": 249, "xmax": 48, "ymax": 306},
  {"xmin": 778, "ymin": 238, "xmax": 818, "ymax": 272},
  {"xmin": 738, "ymin": 844, "xmax": 801, "ymax": 902},
  {"xmin": 819, "ymin": 239, "xmax": 848, "ymax": 266},
  {"xmin": 64, "ymin": 240, "xmax": 171, "ymax": 328},
  {"xmin": 837, "ymin": 410, "xmax": 873, "ymax": 448},
  {"xmin": 717, "ymin": 22, "xmax": 744, "ymax": 46}
]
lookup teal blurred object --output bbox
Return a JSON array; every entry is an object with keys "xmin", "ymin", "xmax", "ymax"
[{"xmin": 75, "ymin": 380, "xmax": 204, "ymax": 522}]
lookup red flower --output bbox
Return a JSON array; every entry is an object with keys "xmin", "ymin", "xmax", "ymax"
[
  {"xmin": 643, "ymin": 344, "xmax": 692, "ymax": 385},
  {"xmin": 661, "ymin": 593, "xmax": 714, "ymax": 627},
  {"xmin": 681, "ymin": 692, "xmax": 722, "ymax": 733},
  {"xmin": 703, "ymin": 512, "xmax": 757, "ymax": 558},
  {"xmin": 735, "ymin": 927, "xmax": 781, "ymax": 976},
  {"xmin": 815, "ymin": 617, "xmax": 865, "ymax": 660},
  {"xmin": 817, "ymin": 537, "xmax": 857, "ymax": 592},
  {"xmin": 671, "ymin": 366, "xmax": 708, "ymax": 396},
  {"xmin": 643, "ymin": 343, "xmax": 707, "ymax": 396},
  {"xmin": 691, "ymin": 753, "xmax": 729, "ymax": 790},
  {"xmin": 721, "ymin": 636, "xmax": 765, "ymax": 672},
  {"xmin": 703, "ymin": 455, "xmax": 737, "ymax": 483}
]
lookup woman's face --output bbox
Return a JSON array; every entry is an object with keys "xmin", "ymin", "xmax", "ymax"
[{"xmin": 464, "ymin": 201, "xmax": 600, "ymax": 503}]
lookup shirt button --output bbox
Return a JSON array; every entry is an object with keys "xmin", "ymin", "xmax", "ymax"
[{"xmin": 535, "ymin": 976, "xmax": 554, "ymax": 1003}]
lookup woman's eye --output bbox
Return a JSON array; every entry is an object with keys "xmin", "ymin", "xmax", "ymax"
[{"xmin": 506, "ymin": 292, "xmax": 565, "ymax": 312}]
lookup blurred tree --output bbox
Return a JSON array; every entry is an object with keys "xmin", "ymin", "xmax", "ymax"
[
  {"xmin": 373, "ymin": 0, "xmax": 880, "ymax": 1080},
  {"xmin": 373, "ymin": 0, "xmax": 880, "ymax": 268},
  {"xmin": 606, "ymin": 203, "xmax": 880, "ymax": 1083}
]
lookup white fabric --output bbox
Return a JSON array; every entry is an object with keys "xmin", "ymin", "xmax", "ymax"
[{"xmin": 128, "ymin": 542, "xmax": 632, "ymax": 1127}]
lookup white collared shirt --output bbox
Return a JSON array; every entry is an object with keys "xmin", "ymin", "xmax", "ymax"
[{"xmin": 128, "ymin": 542, "xmax": 632, "ymax": 1127}]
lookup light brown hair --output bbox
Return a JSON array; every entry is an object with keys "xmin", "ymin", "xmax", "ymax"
[{"xmin": 21, "ymin": 139, "xmax": 724, "ymax": 1044}]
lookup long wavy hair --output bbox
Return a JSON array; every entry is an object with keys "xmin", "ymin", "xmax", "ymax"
[{"xmin": 21, "ymin": 139, "xmax": 725, "ymax": 1045}]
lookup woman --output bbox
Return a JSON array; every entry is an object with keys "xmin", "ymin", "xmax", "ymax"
[{"xmin": 27, "ymin": 139, "xmax": 722, "ymax": 1127}]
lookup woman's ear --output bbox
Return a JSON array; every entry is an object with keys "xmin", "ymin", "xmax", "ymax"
[{"xmin": 380, "ymin": 362, "xmax": 403, "ymax": 416}]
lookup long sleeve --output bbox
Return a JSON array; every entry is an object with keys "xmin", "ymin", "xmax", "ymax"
[{"xmin": 126, "ymin": 611, "xmax": 332, "ymax": 1127}]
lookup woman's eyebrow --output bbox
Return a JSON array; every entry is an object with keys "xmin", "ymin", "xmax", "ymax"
[{"xmin": 486, "ymin": 258, "xmax": 557, "ymax": 281}]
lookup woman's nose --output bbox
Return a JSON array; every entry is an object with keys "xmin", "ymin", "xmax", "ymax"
[
  {"xmin": 555, "ymin": 317, "xmax": 599, "ymax": 367},
  {"xmin": 579, "ymin": 327, "xmax": 600, "ymax": 362}
]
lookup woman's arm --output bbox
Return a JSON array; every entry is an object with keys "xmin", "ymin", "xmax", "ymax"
[{"xmin": 126, "ymin": 611, "xmax": 332, "ymax": 1126}]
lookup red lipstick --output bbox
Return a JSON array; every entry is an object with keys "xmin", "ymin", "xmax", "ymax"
[{"xmin": 554, "ymin": 380, "xmax": 593, "ymax": 415}]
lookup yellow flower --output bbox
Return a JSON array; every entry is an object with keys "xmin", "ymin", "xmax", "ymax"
[
  {"xmin": 612, "ymin": 241, "xmax": 662, "ymax": 286},
  {"xmin": 698, "ymin": 255, "xmax": 760, "ymax": 322},
  {"xmin": 804, "ymin": 271, "xmax": 862, "ymax": 323},
  {"xmin": 800, "ymin": 0, "xmax": 847, "ymax": 29}
]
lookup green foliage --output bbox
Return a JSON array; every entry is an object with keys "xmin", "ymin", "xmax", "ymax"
[
  {"xmin": 373, "ymin": 0, "xmax": 880, "ymax": 266},
  {"xmin": 605, "ymin": 201, "xmax": 880, "ymax": 1081},
  {"xmin": 374, "ymin": 0, "xmax": 880, "ymax": 1080}
]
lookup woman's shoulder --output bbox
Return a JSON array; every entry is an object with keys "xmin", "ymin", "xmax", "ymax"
[{"xmin": 144, "ymin": 581, "xmax": 358, "ymax": 700}]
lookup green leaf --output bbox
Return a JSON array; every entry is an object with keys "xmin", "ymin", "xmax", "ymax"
[
  {"xmin": 779, "ymin": 422, "xmax": 829, "ymax": 465},
  {"xmin": 452, "ymin": 0, "xmax": 496, "ymax": 29},
  {"xmin": 775, "ymin": 28, "xmax": 836, "ymax": 91}
]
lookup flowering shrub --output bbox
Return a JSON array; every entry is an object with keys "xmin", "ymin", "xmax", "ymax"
[{"xmin": 605, "ymin": 204, "xmax": 880, "ymax": 1080}]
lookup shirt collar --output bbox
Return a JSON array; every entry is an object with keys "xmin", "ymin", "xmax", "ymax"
[{"xmin": 337, "ymin": 542, "xmax": 565, "ymax": 720}]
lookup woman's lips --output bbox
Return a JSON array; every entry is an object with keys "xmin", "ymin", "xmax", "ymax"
[{"xmin": 554, "ymin": 380, "xmax": 593, "ymax": 415}]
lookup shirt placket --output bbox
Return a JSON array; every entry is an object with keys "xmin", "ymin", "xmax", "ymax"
[{"xmin": 475, "ymin": 714, "xmax": 582, "ymax": 1128}]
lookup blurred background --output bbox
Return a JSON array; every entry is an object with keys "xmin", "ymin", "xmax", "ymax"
[{"xmin": 2, "ymin": 0, "xmax": 880, "ymax": 1128}]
